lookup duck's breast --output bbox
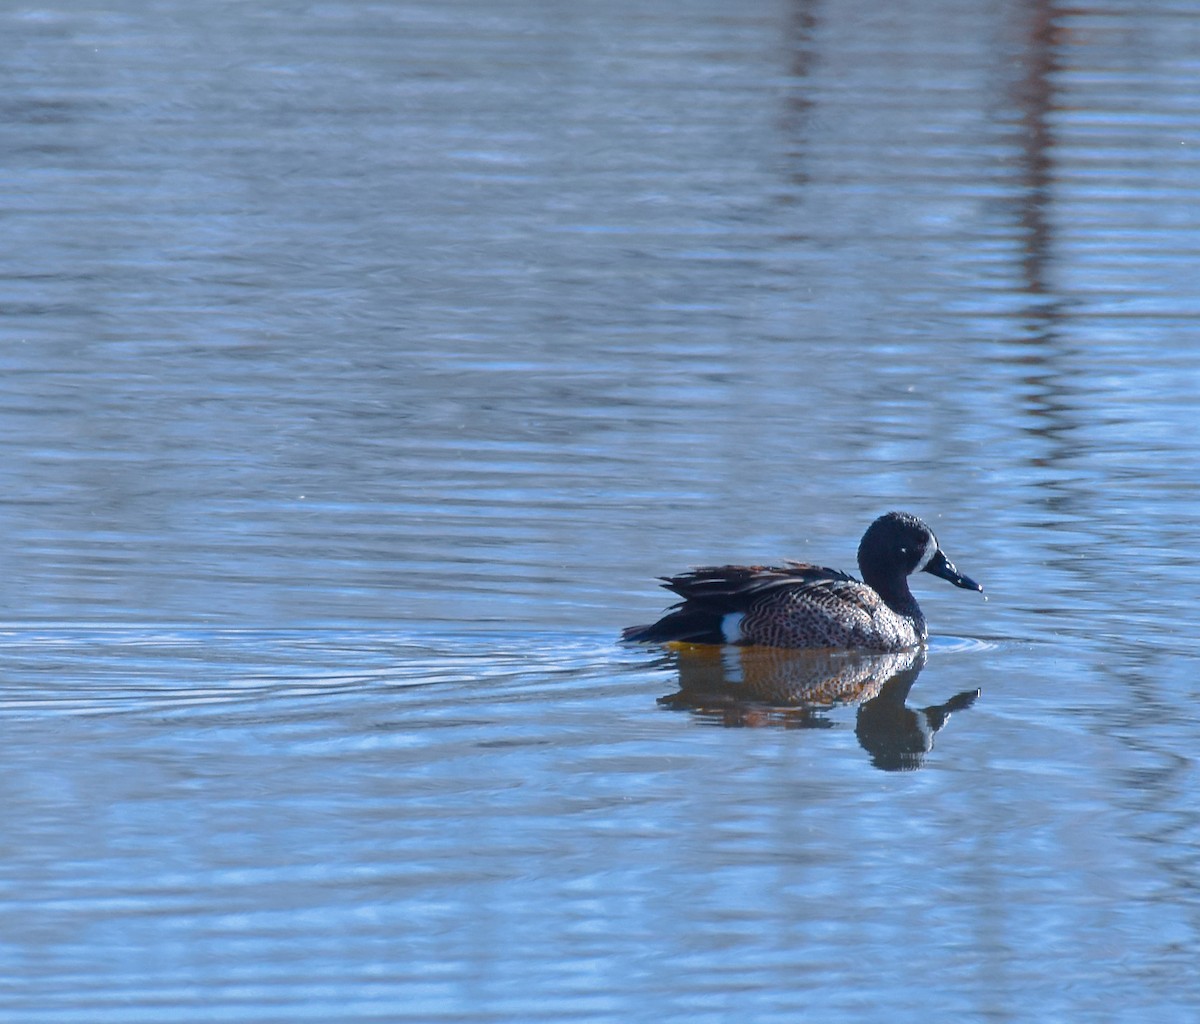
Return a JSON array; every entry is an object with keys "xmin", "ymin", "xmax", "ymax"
[{"xmin": 739, "ymin": 578, "xmax": 921, "ymax": 650}]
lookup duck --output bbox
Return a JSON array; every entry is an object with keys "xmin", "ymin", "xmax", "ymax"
[{"xmin": 622, "ymin": 511, "xmax": 982, "ymax": 652}]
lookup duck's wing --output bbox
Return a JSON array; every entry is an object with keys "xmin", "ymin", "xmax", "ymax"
[
  {"xmin": 660, "ymin": 562, "xmax": 862, "ymax": 609},
  {"xmin": 782, "ymin": 561, "xmax": 883, "ymax": 617},
  {"xmin": 623, "ymin": 563, "xmax": 877, "ymax": 646}
]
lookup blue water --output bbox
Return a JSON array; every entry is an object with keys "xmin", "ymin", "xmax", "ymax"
[{"xmin": 3, "ymin": 0, "xmax": 1200, "ymax": 1020}]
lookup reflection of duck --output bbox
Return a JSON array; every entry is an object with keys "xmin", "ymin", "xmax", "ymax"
[
  {"xmin": 659, "ymin": 645, "xmax": 922, "ymax": 715},
  {"xmin": 624, "ymin": 512, "xmax": 982, "ymax": 651},
  {"xmin": 856, "ymin": 672, "xmax": 978, "ymax": 772},
  {"xmin": 657, "ymin": 645, "xmax": 979, "ymax": 769}
]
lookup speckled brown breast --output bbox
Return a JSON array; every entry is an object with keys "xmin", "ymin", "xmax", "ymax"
[{"xmin": 736, "ymin": 577, "xmax": 926, "ymax": 651}]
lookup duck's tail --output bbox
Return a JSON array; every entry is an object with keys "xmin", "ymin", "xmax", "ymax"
[{"xmin": 621, "ymin": 608, "xmax": 727, "ymax": 645}]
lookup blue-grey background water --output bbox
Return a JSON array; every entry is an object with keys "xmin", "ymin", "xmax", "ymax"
[{"xmin": 2, "ymin": 1, "xmax": 1199, "ymax": 1020}]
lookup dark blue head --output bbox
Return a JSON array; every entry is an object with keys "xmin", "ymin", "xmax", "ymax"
[{"xmin": 857, "ymin": 511, "xmax": 982, "ymax": 594}]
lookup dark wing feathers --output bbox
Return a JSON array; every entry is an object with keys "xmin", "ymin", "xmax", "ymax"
[
  {"xmin": 623, "ymin": 563, "xmax": 882, "ymax": 644},
  {"xmin": 659, "ymin": 563, "xmax": 860, "ymax": 609}
]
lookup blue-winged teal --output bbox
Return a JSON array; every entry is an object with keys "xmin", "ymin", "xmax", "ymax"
[{"xmin": 622, "ymin": 511, "xmax": 982, "ymax": 652}]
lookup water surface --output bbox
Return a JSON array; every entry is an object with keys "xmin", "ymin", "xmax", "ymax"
[{"xmin": 2, "ymin": 0, "xmax": 1199, "ymax": 1020}]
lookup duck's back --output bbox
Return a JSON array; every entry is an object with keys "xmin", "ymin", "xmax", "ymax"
[{"xmin": 622, "ymin": 562, "xmax": 924, "ymax": 651}]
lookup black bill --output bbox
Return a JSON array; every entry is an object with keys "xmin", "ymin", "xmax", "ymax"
[{"xmin": 923, "ymin": 548, "xmax": 983, "ymax": 592}]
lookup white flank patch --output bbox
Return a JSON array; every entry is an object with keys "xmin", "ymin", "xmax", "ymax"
[
  {"xmin": 721, "ymin": 612, "xmax": 745, "ymax": 644},
  {"xmin": 914, "ymin": 537, "xmax": 938, "ymax": 572}
]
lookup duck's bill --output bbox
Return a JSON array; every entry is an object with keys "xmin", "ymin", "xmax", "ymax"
[{"xmin": 923, "ymin": 549, "xmax": 983, "ymax": 592}]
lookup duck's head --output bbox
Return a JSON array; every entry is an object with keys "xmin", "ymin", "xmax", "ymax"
[{"xmin": 857, "ymin": 511, "xmax": 983, "ymax": 593}]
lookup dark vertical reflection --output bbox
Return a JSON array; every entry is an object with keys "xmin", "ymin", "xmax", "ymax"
[
  {"xmin": 1006, "ymin": 0, "xmax": 1081, "ymax": 485},
  {"xmin": 1006, "ymin": 0, "xmax": 1096, "ymax": 592},
  {"xmin": 778, "ymin": 0, "xmax": 822, "ymax": 198},
  {"xmin": 1012, "ymin": 0, "xmax": 1062, "ymax": 305}
]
